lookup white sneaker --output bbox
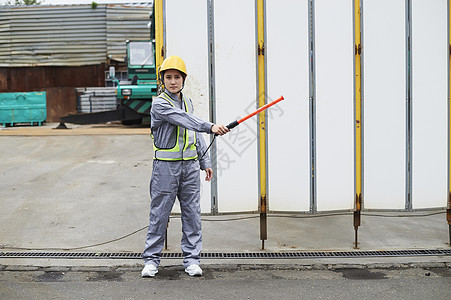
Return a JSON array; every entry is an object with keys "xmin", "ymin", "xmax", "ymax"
[
  {"xmin": 185, "ymin": 264, "xmax": 203, "ymax": 276},
  {"xmin": 141, "ymin": 263, "xmax": 158, "ymax": 277}
]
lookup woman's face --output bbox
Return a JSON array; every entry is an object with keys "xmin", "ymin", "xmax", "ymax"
[{"xmin": 163, "ymin": 69, "xmax": 183, "ymax": 94}]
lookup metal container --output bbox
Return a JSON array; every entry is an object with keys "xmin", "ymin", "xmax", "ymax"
[
  {"xmin": 75, "ymin": 87, "xmax": 118, "ymax": 113},
  {"xmin": 0, "ymin": 91, "xmax": 46, "ymax": 126}
]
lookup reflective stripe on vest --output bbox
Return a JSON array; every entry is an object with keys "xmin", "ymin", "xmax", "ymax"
[{"xmin": 153, "ymin": 93, "xmax": 198, "ymax": 161}]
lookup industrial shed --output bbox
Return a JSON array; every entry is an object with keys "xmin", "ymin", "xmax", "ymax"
[{"xmin": 0, "ymin": 3, "xmax": 153, "ymax": 121}]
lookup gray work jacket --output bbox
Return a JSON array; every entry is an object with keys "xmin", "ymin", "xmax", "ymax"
[{"xmin": 150, "ymin": 89, "xmax": 213, "ymax": 170}]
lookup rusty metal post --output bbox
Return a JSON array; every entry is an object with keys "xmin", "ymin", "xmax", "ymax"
[
  {"xmin": 354, "ymin": 195, "xmax": 361, "ymax": 248},
  {"xmin": 165, "ymin": 218, "xmax": 169, "ymax": 250},
  {"xmin": 260, "ymin": 195, "xmax": 267, "ymax": 250},
  {"xmin": 447, "ymin": 204, "xmax": 451, "ymax": 246}
]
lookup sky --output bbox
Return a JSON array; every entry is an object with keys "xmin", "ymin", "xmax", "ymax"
[{"xmin": 0, "ymin": 0, "xmax": 149, "ymax": 5}]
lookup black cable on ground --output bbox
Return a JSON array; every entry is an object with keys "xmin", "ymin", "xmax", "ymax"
[{"xmin": 1, "ymin": 210, "xmax": 445, "ymax": 252}]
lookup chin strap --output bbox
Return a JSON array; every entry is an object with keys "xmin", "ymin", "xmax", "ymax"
[{"xmin": 176, "ymin": 83, "xmax": 185, "ymax": 94}]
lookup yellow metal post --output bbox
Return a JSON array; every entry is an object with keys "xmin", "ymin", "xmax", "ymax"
[
  {"xmin": 354, "ymin": 0, "xmax": 362, "ymax": 249},
  {"xmin": 256, "ymin": 0, "xmax": 267, "ymax": 250},
  {"xmin": 154, "ymin": 0, "xmax": 165, "ymax": 85},
  {"xmin": 154, "ymin": 0, "xmax": 168, "ymax": 248}
]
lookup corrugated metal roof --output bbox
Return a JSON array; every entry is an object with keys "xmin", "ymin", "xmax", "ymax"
[
  {"xmin": 0, "ymin": 3, "xmax": 152, "ymax": 67},
  {"xmin": 106, "ymin": 5, "xmax": 153, "ymax": 62}
]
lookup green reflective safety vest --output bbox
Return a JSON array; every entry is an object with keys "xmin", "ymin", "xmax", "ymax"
[{"xmin": 152, "ymin": 92, "xmax": 198, "ymax": 161}]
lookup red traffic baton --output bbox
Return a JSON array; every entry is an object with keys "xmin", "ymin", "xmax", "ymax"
[
  {"xmin": 204, "ymin": 95, "xmax": 284, "ymax": 158},
  {"xmin": 225, "ymin": 95, "xmax": 285, "ymax": 130}
]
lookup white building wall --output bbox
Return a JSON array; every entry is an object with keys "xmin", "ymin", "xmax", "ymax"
[
  {"xmin": 363, "ymin": 0, "xmax": 406, "ymax": 210},
  {"xmin": 266, "ymin": 0, "xmax": 310, "ymax": 212},
  {"xmin": 315, "ymin": 0, "xmax": 354, "ymax": 211}
]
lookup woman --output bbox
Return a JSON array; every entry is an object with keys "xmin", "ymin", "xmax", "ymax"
[{"xmin": 142, "ymin": 56, "xmax": 229, "ymax": 277}]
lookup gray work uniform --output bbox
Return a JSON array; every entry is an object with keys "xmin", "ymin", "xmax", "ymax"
[{"xmin": 143, "ymin": 89, "xmax": 213, "ymax": 268}]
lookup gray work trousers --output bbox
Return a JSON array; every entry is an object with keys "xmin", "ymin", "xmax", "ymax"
[{"xmin": 142, "ymin": 159, "xmax": 202, "ymax": 268}]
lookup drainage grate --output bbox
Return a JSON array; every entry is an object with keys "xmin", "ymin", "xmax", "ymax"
[{"xmin": 0, "ymin": 249, "xmax": 450, "ymax": 259}]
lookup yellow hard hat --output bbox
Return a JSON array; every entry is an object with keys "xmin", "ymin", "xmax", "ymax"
[{"xmin": 159, "ymin": 55, "xmax": 187, "ymax": 77}]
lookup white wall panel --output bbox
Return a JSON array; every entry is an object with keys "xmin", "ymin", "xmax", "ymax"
[
  {"xmin": 411, "ymin": 0, "xmax": 448, "ymax": 209},
  {"xmin": 266, "ymin": 0, "xmax": 310, "ymax": 212},
  {"xmin": 163, "ymin": 0, "xmax": 448, "ymax": 213},
  {"xmin": 165, "ymin": 0, "xmax": 211, "ymax": 213},
  {"xmin": 363, "ymin": 0, "xmax": 406, "ymax": 209},
  {"xmin": 214, "ymin": 0, "xmax": 258, "ymax": 212},
  {"xmin": 315, "ymin": 0, "xmax": 354, "ymax": 211}
]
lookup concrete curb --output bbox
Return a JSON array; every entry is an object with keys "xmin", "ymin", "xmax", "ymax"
[{"xmin": 1, "ymin": 261, "xmax": 450, "ymax": 273}]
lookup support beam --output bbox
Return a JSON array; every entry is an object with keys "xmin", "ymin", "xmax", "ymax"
[
  {"xmin": 353, "ymin": 0, "xmax": 363, "ymax": 249},
  {"xmin": 154, "ymin": 0, "xmax": 165, "ymax": 86},
  {"xmin": 308, "ymin": 0, "xmax": 317, "ymax": 214},
  {"xmin": 207, "ymin": 0, "xmax": 218, "ymax": 215},
  {"xmin": 154, "ymin": 0, "xmax": 169, "ymax": 248},
  {"xmin": 405, "ymin": 0, "xmax": 413, "ymax": 211},
  {"xmin": 256, "ymin": 0, "xmax": 267, "ymax": 249}
]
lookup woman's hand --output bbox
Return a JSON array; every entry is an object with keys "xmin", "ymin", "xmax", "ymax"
[
  {"xmin": 204, "ymin": 168, "xmax": 213, "ymax": 182},
  {"xmin": 211, "ymin": 124, "xmax": 230, "ymax": 136}
]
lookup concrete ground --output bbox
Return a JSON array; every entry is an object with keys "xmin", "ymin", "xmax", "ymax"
[
  {"xmin": 1, "ymin": 264, "xmax": 450, "ymax": 300},
  {"xmin": 0, "ymin": 122, "xmax": 450, "ymax": 270}
]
